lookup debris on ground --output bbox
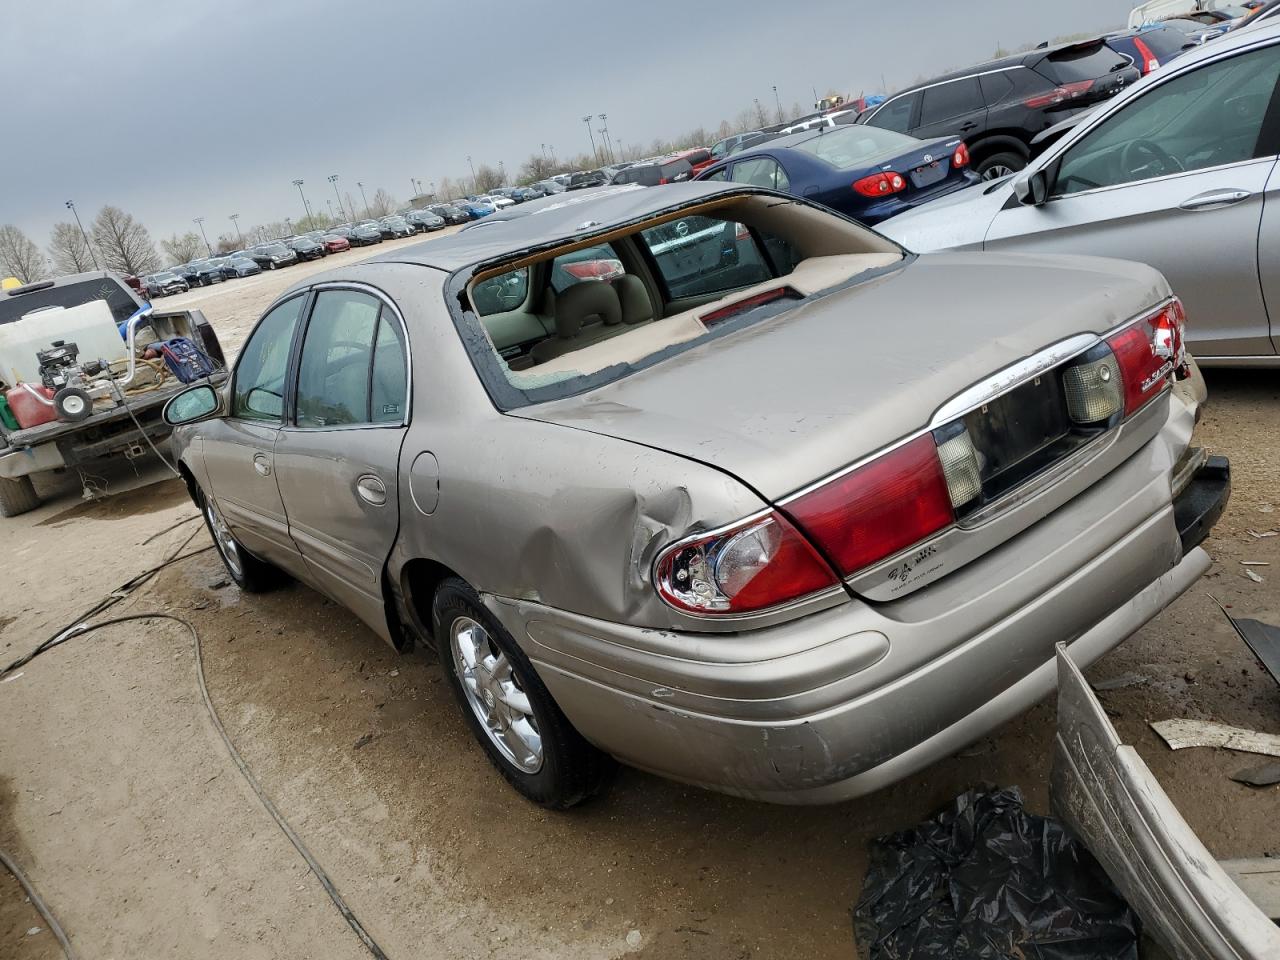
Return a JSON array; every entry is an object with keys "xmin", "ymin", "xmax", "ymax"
[
  {"xmin": 1151, "ymin": 719, "xmax": 1280, "ymax": 759},
  {"xmin": 852, "ymin": 786, "xmax": 1137, "ymax": 959},
  {"xmin": 353, "ymin": 733, "xmax": 374, "ymax": 750},
  {"xmin": 1247, "ymin": 530, "xmax": 1277, "ymax": 539},
  {"xmin": 1093, "ymin": 672, "xmax": 1149, "ymax": 692},
  {"xmin": 1245, "ymin": 569, "xmax": 1265, "ymax": 584},
  {"xmin": 1211, "ymin": 598, "xmax": 1280, "ymax": 687},
  {"xmin": 1230, "ymin": 762, "xmax": 1280, "ymax": 788}
]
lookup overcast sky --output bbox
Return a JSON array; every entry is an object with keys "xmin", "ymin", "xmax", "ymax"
[{"xmin": 2, "ymin": 0, "xmax": 1128, "ymax": 252}]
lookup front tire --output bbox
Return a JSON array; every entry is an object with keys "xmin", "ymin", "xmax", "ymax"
[
  {"xmin": 433, "ymin": 578, "xmax": 612, "ymax": 809},
  {"xmin": 198, "ymin": 484, "xmax": 286, "ymax": 592}
]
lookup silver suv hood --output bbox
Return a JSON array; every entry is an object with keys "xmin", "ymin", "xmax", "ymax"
[{"xmin": 517, "ymin": 252, "xmax": 1171, "ymax": 500}]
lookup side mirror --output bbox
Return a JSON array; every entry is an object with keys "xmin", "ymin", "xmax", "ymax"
[
  {"xmin": 163, "ymin": 384, "xmax": 219, "ymax": 426},
  {"xmin": 1013, "ymin": 169, "xmax": 1051, "ymax": 207}
]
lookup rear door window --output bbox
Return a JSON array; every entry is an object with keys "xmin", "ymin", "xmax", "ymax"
[
  {"xmin": 640, "ymin": 216, "xmax": 772, "ymax": 299},
  {"xmin": 729, "ymin": 157, "xmax": 791, "ymax": 190},
  {"xmin": 294, "ymin": 290, "xmax": 380, "ymax": 428},
  {"xmin": 918, "ymin": 77, "xmax": 983, "ymax": 126},
  {"xmin": 865, "ymin": 93, "xmax": 917, "ymax": 133},
  {"xmin": 979, "ymin": 72, "xmax": 1015, "ymax": 107}
]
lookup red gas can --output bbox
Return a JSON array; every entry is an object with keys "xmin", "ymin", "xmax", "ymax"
[{"xmin": 5, "ymin": 384, "xmax": 58, "ymax": 430}]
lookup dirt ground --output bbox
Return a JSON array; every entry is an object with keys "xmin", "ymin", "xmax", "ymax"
[{"xmin": 0, "ymin": 234, "xmax": 1277, "ymax": 958}]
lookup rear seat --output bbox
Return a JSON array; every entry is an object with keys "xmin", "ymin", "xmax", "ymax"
[{"xmin": 530, "ymin": 279, "xmax": 653, "ymax": 364}]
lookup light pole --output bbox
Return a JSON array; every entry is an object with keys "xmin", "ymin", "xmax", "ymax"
[
  {"xmin": 229, "ymin": 213, "xmax": 243, "ymax": 246},
  {"xmin": 430, "ymin": 180, "xmax": 436, "ymax": 199},
  {"xmin": 467, "ymin": 155, "xmax": 477, "ymax": 194},
  {"xmin": 598, "ymin": 114, "xmax": 614, "ymax": 164},
  {"xmin": 582, "ymin": 116, "xmax": 599, "ymax": 164},
  {"xmin": 357, "ymin": 181, "xmax": 370, "ymax": 218},
  {"xmin": 326, "ymin": 199, "xmax": 335, "ymax": 220},
  {"xmin": 498, "ymin": 161, "xmax": 506, "ymax": 186},
  {"xmin": 328, "ymin": 175, "xmax": 344, "ymax": 221},
  {"xmin": 64, "ymin": 200, "xmax": 99, "ymax": 269},
  {"xmin": 773, "ymin": 84, "xmax": 782, "ymax": 120},
  {"xmin": 193, "ymin": 217, "xmax": 212, "ymax": 256},
  {"xmin": 292, "ymin": 179, "xmax": 313, "ymax": 223}
]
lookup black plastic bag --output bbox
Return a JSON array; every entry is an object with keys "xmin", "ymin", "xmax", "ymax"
[{"xmin": 853, "ymin": 786, "xmax": 1137, "ymax": 960}]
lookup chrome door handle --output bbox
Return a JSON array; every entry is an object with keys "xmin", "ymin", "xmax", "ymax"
[
  {"xmin": 1179, "ymin": 189, "xmax": 1251, "ymax": 211},
  {"xmin": 356, "ymin": 475, "xmax": 387, "ymax": 506},
  {"xmin": 252, "ymin": 454, "xmax": 272, "ymax": 477}
]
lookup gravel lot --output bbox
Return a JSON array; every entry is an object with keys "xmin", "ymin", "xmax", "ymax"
[{"xmin": 1, "ymin": 234, "xmax": 1277, "ymax": 958}]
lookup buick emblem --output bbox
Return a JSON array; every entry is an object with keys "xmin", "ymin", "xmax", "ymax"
[{"xmin": 675, "ymin": 221, "xmax": 689, "ymax": 238}]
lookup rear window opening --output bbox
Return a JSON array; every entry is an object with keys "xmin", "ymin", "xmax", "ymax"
[{"xmin": 453, "ymin": 193, "xmax": 907, "ymax": 410}]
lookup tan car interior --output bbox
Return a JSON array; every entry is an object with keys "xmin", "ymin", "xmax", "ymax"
[{"xmin": 468, "ymin": 194, "xmax": 905, "ymax": 382}]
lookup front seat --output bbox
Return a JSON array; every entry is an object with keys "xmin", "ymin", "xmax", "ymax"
[
  {"xmin": 614, "ymin": 274, "xmax": 655, "ymax": 325},
  {"xmin": 531, "ymin": 282, "xmax": 622, "ymax": 364}
]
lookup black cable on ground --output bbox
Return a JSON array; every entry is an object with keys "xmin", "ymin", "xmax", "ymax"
[
  {"xmin": 2, "ymin": 535, "xmax": 393, "ymax": 960},
  {"xmin": 0, "ymin": 846, "xmax": 79, "ymax": 960}
]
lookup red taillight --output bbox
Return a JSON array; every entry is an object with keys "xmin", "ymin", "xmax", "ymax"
[
  {"xmin": 1023, "ymin": 79, "xmax": 1095, "ymax": 109},
  {"xmin": 1105, "ymin": 299, "xmax": 1185, "ymax": 415},
  {"xmin": 654, "ymin": 512, "xmax": 838, "ymax": 614},
  {"xmin": 853, "ymin": 172, "xmax": 907, "ymax": 197},
  {"xmin": 1133, "ymin": 37, "xmax": 1159, "ymax": 74},
  {"xmin": 784, "ymin": 435, "xmax": 955, "ymax": 577},
  {"xmin": 952, "ymin": 142, "xmax": 970, "ymax": 168}
]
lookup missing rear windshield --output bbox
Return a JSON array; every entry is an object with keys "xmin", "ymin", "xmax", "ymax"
[{"xmin": 446, "ymin": 195, "xmax": 908, "ymax": 410}]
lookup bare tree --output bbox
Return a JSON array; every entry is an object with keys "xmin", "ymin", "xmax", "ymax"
[
  {"xmin": 473, "ymin": 165, "xmax": 503, "ymax": 194},
  {"xmin": 519, "ymin": 154, "xmax": 557, "ymax": 184},
  {"xmin": 91, "ymin": 206, "xmax": 159, "ymax": 276},
  {"xmin": 0, "ymin": 225, "xmax": 49, "ymax": 283},
  {"xmin": 161, "ymin": 231, "xmax": 204, "ymax": 265},
  {"xmin": 367, "ymin": 188, "xmax": 397, "ymax": 218},
  {"xmin": 48, "ymin": 222, "xmax": 97, "ymax": 273}
]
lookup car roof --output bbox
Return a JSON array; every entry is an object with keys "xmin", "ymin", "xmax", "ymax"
[{"xmin": 366, "ymin": 182, "xmax": 755, "ymax": 272}]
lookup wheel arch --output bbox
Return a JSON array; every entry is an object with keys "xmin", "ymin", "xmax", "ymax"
[{"xmin": 396, "ymin": 556, "xmax": 467, "ymax": 651}]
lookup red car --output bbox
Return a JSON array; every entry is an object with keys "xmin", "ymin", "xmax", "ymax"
[
  {"xmin": 322, "ymin": 234, "xmax": 351, "ymax": 253},
  {"xmin": 677, "ymin": 147, "xmax": 716, "ymax": 177}
]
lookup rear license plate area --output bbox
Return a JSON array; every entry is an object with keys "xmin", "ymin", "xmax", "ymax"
[
  {"xmin": 910, "ymin": 161, "xmax": 947, "ymax": 189},
  {"xmin": 962, "ymin": 374, "xmax": 1076, "ymax": 504}
]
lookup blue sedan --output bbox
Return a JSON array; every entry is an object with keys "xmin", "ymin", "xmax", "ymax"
[{"xmin": 693, "ymin": 125, "xmax": 979, "ymax": 225}]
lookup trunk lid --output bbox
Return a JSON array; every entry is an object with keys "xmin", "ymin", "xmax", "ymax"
[{"xmin": 514, "ymin": 251, "xmax": 1170, "ymax": 501}]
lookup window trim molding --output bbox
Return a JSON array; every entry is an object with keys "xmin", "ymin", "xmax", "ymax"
[{"xmin": 281, "ymin": 281, "xmax": 413, "ymax": 433}]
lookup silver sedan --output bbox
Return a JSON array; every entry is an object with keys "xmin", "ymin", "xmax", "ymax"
[
  {"xmin": 163, "ymin": 182, "xmax": 1227, "ymax": 809},
  {"xmin": 881, "ymin": 19, "xmax": 1280, "ymax": 366}
]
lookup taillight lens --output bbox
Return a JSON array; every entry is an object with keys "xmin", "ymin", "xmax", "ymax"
[
  {"xmin": 784, "ymin": 435, "xmax": 955, "ymax": 577},
  {"xmin": 1023, "ymin": 79, "xmax": 1096, "ymax": 109},
  {"xmin": 1105, "ymin": 299, "xmax": 1186, "ymax": 415},
  {"xmin": 1133, "ymin": 37, "xmax": 1159, "ymax": 74},
  {"xmin": 853, "ymin": 172, "xmax": 907, "ymax": 197},
  {"xmin": 654, "ymin": 512, "xmax": 838, "ymax": 614},
  {"xmin": 952, "ymin": 142, "xmax": 970, "ymax": 167}
]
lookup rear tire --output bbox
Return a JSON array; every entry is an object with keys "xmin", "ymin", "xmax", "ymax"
[
  {"xmin": 197, "ymin": 484, "xmax": 287, "ymax": 592},
  {"xmin": 0, "ymin": 475, "xmax": 40, "ymax": 518},
  {"xmin": 433, "ymin": 578, "xmax": 612, "ymax": 809},
  {"xmin": 976, "ymin": 151, "xmax": 1026, "ymax": 180}
]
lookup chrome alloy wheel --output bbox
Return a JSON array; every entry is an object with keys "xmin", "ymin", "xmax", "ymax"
[
  {"xmin": 449, "ymin": 616, "xmax": 543, "ymax": 773},
  {"xmin": 205, "ymin": 496, "xmax": 243, "ymax": 579},
  {"xmin": 982, "ymin": 163, "xmax": 1015, "ymax": 180}
]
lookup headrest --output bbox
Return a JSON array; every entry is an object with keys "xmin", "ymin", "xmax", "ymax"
[
  {"xmin": 555, "ymin": 281, "xmax": 621, "ymax": 338},
  {"xmin": 613, "ymin": 274, "xmax": 654, "ymax": 325}
]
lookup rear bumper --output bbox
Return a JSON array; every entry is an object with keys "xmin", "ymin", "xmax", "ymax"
[
  {"xmin": 488, "ymin": 402, "xmax": 1222, "ymax": 803},
  {"xmin": 1051, "ymin": 645, "xmax": 1280, "ymax": 958}
]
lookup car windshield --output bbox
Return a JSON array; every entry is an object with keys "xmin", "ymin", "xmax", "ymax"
[
  {"xmin": 156, "ymin": 272, "xmax": 180, "ymax": 281},
  {"xmin": 231, "ymin": 258, "xmax": 253, "ymax": 265},
  {"xmin": 262, "ymin": 243, "xmax": 288, "ymax": 255},
  {"xmin": 792, "ymin": 125, "xmax": 921, "ymax": 167}
]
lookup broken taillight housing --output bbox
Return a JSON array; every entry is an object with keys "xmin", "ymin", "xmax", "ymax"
[
  {"xmin": 1106, "ymin": 299, "xmax": 1186, "ymax": 416},
  {"xmin": 654, "ymin": 512, "xmax": 838, "ymax": 614}
]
